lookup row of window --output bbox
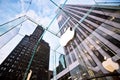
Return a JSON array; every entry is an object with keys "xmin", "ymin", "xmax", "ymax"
[
  {"xmin": 0, "ymin": 66, "xmax": 14, "ymax": 73},
  {"xmin": 65, "ymin": 30, "xmax": 119, "ymax": 67},
  {"xmin": 91, "ymin": 35, "xmax": 117, "ymax": 57},
  {"xmin": 65, "ymin": 7, "xmax": 103, "ymax": 27},
  {"xmin": 65, "ymin": 5, "xmax": 120, "ymax": 33},
  {"xmin": 63, "ymin": 11, "xmax": 119, "ymax": 66},
  {"xmin": 95, "ymin": 29, "xmax": 120, "ymax": 48},
  {"xmin": 80, "ymin": 44, "xmax": 97, "ymax": 67},
  {"xmin": 65, "ymin": 6, "xmax": 120, "ymax": 24}
]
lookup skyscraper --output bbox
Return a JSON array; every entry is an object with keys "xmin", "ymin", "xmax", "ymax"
[
  {"xmin": 0, "ymin": 25, "xmax": 50, "ymax": 80},
  {"xmin": 56, "ymin": 4, "xmax": 120, "ymax": 80}
]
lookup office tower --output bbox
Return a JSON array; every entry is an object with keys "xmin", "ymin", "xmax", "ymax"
[
  {"xmin": 56, "ymin": 4, "xmax": 120, "ymax": 80},
  {"xmin": 0, "ymin": 25, "xmax": 50, "ymax": 80}
]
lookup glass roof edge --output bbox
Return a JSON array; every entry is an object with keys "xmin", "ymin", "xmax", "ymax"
[{"xmin": 0, "ymin": 15, "xmax": 26, "ymax": 26}]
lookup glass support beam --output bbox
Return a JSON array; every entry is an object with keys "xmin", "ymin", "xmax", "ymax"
[
  {"xmin": 25, "ymin": 15, "xmax": 60, "ymax": 38},
  {"xmin": 56, "ymin": 17, "xmax": 70, "ymax": 35}
]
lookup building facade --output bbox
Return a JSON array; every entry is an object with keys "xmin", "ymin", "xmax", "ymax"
[
  {"xmin": 56, "ymin": 4, "xmax": 120, "ymax": 80},
  {"xmin": 0, "ymin": 25, "xmax": 50, "ymax": 80}
]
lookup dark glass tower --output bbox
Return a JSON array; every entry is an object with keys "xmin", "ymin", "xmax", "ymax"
[
  {"xmin": 0, "ymin": 25, "xmax": 50, "ymax": 80},
  {"xmin": 56, "ymin": 4, "xmax": 120, "ymax": 80}
]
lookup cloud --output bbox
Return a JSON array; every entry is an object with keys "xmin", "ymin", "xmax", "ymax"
[
  {"xmin": 0, "ymin": 0, "xmax": 22, "ymax": 24},
  {"xmin": 20, "ymin": 0, "xmax": 25, "ymax": 13},
  {"xmin": 15, "ymin": 10, "xmax": 41, "ymax": 35}
]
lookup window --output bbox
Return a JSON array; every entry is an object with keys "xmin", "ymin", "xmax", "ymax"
[
  {"xmin": 91, "ymin": 35, "xmax": 117, "ymax": 57},
  {"xmin": 85, "ymin": 53, "xmax": 97, "ymax": 67},
  {"xmin": 22, "ymin": 49, "xmax": 25, "ymax": 52},
  {"xmin": 9, "ymin": 69, "xmax": 12, "ymax": 72},
  {"xmin": 5, "ymin": 63, "xmax": 9, "ymax": 66},
  {"xmin": 17, "ymin": 57, "xmax": 20, "ymax": 60},
  {"xmin": 21, "ymin": 51, "xmax": 24, "ymax": 54},
  {"xmin": 12, "ymin": 52, "xmax": 17, "ymax": 55},
  {"xmin": 0, "ymin": 67, "xmax": 4, "ymax": 70},
  {"xmin": 64, "ymin": 47, "xmax": 69, "ymax": 54},
  {"xmin": 71, "ymin": 41, "xmax": 76, "ymax": 48},
  {"xmin": 76, "ymin": 28, "xmax": 86, "ymax": 40},
  {"xmin": 3, "ymin": 67, "xmax": 6, "ymax": 71},
  {"xmin": 8, "ymin": 58, "xmax": 12, "ymax": 62},
  {"xmin": 69, "ymin": 20, "xmax": 74, "ymax": 27},
  {"xmin": 1, "ymin": 67, "xmax": 6, "ymax": 71},
  {"xmin": 78, "ymin": 24, "xmax": 91, "ymax": 36},
  {"xmin": 66, "ymin": 54, "xmax": 72, "ymax": 65},
  {"xmin": 90, "ymin": 12, "xmax": 109, "ymax": 19},
  {"xmin": 95, "ymin": 29, "xmax": 120, "ymax": 48},
  {"xmin": 85, "ymin": 40, "xmax": 104, "ymax": 62},
  {"xmin": 66, "ymin": 9, "xmax": 80, "ymax": 21},
  {"xmin": 75, "ymin": 36, "xmax": 81, "ymax": 44},
  {"xmin": 86, "ymin": 17, "xmax": 102, "ymax": 25},
  {"xmin": 101, "ymin": 23, "xmax": 120, "ymax": 35},
  {"xmin": 66, "ymin": 8, "xmax": 84, "ymax": 18},
  {"xmin": 80, "ymin": 44, "xmax": 97, "ymax": 67},
  {"xmin": 10, "ymin": 55, "xmax": 15, "ymax": 58},
  {"xmin": 71, "ymin": 53, "xmax": 76, "ymax": 62},
  {"xmin": 93, "ymin": 49, "xmax": 104, "ymax": 62},
  {"xmin": 82, "ymin": 21, "xmax": 96, "ymax": 31},
  {"xmin": 11, "ymin": 64, "xmax": 15, "ymax": 68},
  {"xmin": 69, "ymin": 7, "xmax": 87, "ymax": 14},
  {"xmin": 69, "ymin": 44, "xmax": 73, "ymax": 52}
]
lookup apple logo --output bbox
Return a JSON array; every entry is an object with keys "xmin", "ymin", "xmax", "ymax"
[
  {"xmin": 59, "ymin": 27, "xmax": 75, "ymax": 46},
  {"xmin": 102, "ymin": 57, "xmax": 119, "ymax": 72}
]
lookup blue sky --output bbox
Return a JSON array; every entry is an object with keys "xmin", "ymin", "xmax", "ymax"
[{"xmin": 0, "ymin": 0, "xmax": 119, "ymax": 70}]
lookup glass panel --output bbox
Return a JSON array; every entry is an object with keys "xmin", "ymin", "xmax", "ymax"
[
  {"xmin": 0, "ymin": 0, "xmax": 120, "ymax": 80},
  {"xmin": 0, "ymin": 16, "xmax": 26, "ymax": 36}
]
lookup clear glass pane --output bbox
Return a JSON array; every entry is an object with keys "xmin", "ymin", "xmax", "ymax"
[{"xmin": 0, "ymin": 16, "xmax": 26, "ymax": 36}]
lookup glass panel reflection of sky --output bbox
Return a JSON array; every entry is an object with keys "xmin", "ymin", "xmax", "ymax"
[
  {"xmin": 0, "ymin": 0, "xmax": 119, "ymax": 79},
  {"xmin": 0, "ymin": 16, "xmax": 26, "ymax": 36}
]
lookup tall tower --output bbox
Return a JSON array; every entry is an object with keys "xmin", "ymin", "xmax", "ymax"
[
  {"xmin": 0, "ymin": 25, "xmax": 50, "ymax": 80},
  {"xmin": 56, "ymin": 4, "xmax": 120, "ymax": 80}
]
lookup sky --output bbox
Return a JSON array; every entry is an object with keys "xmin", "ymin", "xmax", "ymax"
[{"xmin": 0, "ymin": 0, "xmax": 119, "ymax": 70}]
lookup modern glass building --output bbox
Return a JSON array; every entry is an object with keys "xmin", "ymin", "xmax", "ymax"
[
  {"xmin": 0, "ymin": 25, "xmax": 50, "ymax": 80},
  {"xmin": 56, "ymin": 4, "xmax": 120, "ymax": 80}
]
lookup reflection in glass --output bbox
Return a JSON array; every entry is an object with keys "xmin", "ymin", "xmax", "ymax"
[
  {"xmin": 91, "ymin": 35, "xmax": 117, "ymax": 57},
  {"xmin": 66, "ymin": 54, "xmax": 72, "ymax": 65},
  {"xmin": 95, "ymin": 29, "xmax": 120, "ymax": 48},
  {"xmin": 0, "ymin": 16, "xmax": 26, "ymax": 36},
  {"xmin": 56, "ymin": 54, "xmax": 67, "ymax": 74}
]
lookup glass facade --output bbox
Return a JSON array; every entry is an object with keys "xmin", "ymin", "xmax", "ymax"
[
  {"xmin": 56, "ymin": 4, "xmax": 120, "ymax": 80},
  {"xmin": 0, "ymin": 0, "xmax": 120, "ymax": 80}
]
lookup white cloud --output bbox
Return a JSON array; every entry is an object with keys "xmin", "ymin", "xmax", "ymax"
[
  {"xmin": 39, "ymin": 16, "xmax": 51, "ymax": 27},
  {"xmin": 19, "ymin": 20, "xmax": 37, "ymax": 36},
  {"xmin": 20, "ymin": 0, "xmax": 25, "ymax": 13}
]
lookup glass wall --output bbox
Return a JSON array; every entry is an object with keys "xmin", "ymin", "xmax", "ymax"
[{"xmin": 0, "ymin": 0, "xmax": 120, "ymax": 80}]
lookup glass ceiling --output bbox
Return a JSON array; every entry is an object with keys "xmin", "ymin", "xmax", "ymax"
[{"xmin": 0, "ymin": 0, "xmax": 119, "ymax": 79}]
